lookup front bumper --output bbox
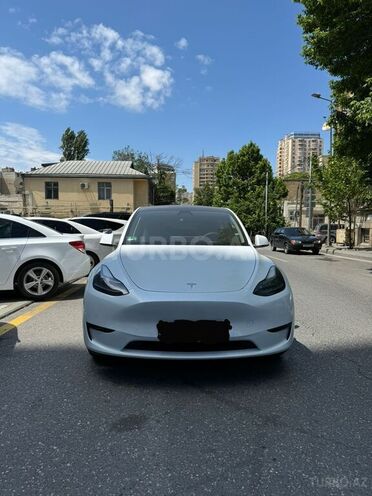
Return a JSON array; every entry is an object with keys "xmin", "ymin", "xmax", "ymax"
[{"xmin": 83, "ymin": 286, "xmax": 294, "ymax": 360}]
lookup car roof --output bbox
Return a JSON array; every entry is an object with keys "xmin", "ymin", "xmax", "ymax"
[
  {"xmin": 28, "ymin": 217, "xmax": 98, "ymax": 234},
  {"xmin": 135, "ymin": 205, "xmax": 230, "ymax": 214}
]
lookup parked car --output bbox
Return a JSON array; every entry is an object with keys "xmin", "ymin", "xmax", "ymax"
[
  {"xmin": 0, "ymin": 214, "xmax": 90, "ymax": 300},
  {"xmin": 68, "ymin": 216, "xmax": 127, "ymax": 233},
  {"xmin": 84, "ymin": 212, "xmax": 132, "ymax": 221},
  {"xmin": 313, "ymin": 223, "xmax": 344, "ymax": 244},
  {"xmin": 28, "ymin": 217, "xmax": 115, "ymax": 268},
  {"xmin": 271, "ymin": 227, "xmax": 322, "ymax": 254},
  {"xmin": 84, "ymin": 205, "xmax": 294, "ymax": 362}
]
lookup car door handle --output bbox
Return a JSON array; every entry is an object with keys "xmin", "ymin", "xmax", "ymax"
[{"xmin": 1, "ymin": 246, "xmax": 17, "ymax": 252}]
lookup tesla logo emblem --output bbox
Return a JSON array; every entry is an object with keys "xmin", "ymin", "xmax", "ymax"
[{"xmin": 187, "ymin": 282, "xmax": 197, "ymax": 288}]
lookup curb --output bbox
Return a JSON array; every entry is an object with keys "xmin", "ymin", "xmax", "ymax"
[{"xmin": 0, "ymin": 301, "xmax": 33, "ymax": 320}]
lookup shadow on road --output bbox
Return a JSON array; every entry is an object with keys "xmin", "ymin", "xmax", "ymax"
[
  {"xmin": 0, "ymin": 283, "xmax": 86, "ymax": 303},
  {"xmin": 91, "ymin": 339, "xmax": 311, "ymax": 388},
  {"xmin": 0, "ymin": 323, "xmax": 19, "ymax": 355}
]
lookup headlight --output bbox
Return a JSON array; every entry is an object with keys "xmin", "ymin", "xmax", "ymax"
[
  {"xmin": 253, "ymin": 266, "xmax": 286, "ymax": 296},
  {"xmin": 93, "ymin": 265, "xmax": 129, "ymax": 296}
]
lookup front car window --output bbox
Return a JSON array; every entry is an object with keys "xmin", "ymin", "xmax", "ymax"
[
  {"xmin": 124, "ymin": 208, "xmax": 248, "ymax": 246},
  {"xmin": 284, "ymin": 227, "xmax": 311, "ymax": 236}
]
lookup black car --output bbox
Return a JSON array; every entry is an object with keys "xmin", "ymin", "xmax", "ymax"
[{"xmin": 270, "ymin": 227, "xmax": 322, "ymax": 254}]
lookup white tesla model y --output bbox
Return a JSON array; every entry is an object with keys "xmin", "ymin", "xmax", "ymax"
[{"xmin": 83, "ymin": 206, "xmax": 294, "ymax": 361}]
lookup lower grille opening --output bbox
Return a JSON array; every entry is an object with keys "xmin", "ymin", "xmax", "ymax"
[{"xmin": 124, "ymin": 340, "xmax": 257, "ymax": 352}]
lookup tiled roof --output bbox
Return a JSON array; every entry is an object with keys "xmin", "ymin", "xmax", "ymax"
[{"xmin": 24, "ymin": 160, "xmax": 148, "ymax": 178}]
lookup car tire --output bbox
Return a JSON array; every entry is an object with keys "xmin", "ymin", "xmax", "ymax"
[
  {"xmin": 16, "ymin": 261, "xmax": 60, "ymax": 301},
  {"xmin": 312, "ymin": 248, "xmax": 320, "ymax": 255},
  {"xmin": 330, "ymin": 236, "xmax": 336, "ymax": 244},
  {"xmin": 284, "ymin": 243, "xmax": 291, "ymax": 254},
  {"xmin": 271, "ymin": 243, "xmax": 276, "ymax": 251},
  {"xmin": 87, "ymin": 251, "xmax": 99, "ymax": 269}
]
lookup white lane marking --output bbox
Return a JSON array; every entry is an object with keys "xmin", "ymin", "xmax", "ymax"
[
  {"xmin": 324, "ymin": 253, "xmax": 372, "ymax": 264},
  {"xmin": 267, "ymin": 255, "xmax": 288, "ymax": 263}
]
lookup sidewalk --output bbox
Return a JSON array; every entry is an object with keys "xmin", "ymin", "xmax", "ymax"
[
  {"xmin": 0, "ymin": 298, "xmax": 32, "ymax": 320},
  {"xmin": 321, "ymin": 245, "xmax": 372, "ymax": 260}
]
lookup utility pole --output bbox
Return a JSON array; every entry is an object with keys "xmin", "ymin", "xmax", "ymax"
[
  {"xmin": 298, "ymin": 181, "xmax": 304, "ymax": 228},
  {"xmin": 295, "ymin": 183, "xmax": 299, "ymax": 226},
  {"xmin": 308, "ymin": 156, "xmax": 313, "ymax": 231},
  {"xmin": 326, "ymin": 124, "xmax": 334, "ymax": 245},
  {"xmin": 264, "ymin": 170, "xmax": 268, "ymax": 236}
]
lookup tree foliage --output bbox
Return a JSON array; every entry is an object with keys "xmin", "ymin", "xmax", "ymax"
[
  {"xmin": 193, "ymin": 183, "xmax": 215, "ymax": 206},
  {"xmin": 60, "ymin": 128, "xmax": 89, "ymax": 161},
  {"xmin": 112, "ymin": 146, "xmax": 153, "ymax": 175},
  {"xmin": 313, "ymin": 156, "xmax": 372, "ymax": 247},
  {"xmin": 176, "ymin": 185, "xmax": 190, "ymax": 204},
  {"xmin": 213, "ymin": 142, "xmax": 287, "ymax": 235},
  {"xmin": 296, "ymin": 0, "xmax": 372, "ymax": 179}
]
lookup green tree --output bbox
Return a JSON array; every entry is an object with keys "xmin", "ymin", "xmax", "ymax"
[
  {"xmin": 176, "ymin": 185, "xmax": 190, "ymax": 204},
  {"xmin": 296, "ymin": 0, "xmax": 372, "ymax": 179},
  {"xmin": 73, "ymin": 130, "xmax": 89, "ymax": 160},
  {"xmin": 60, "ymin": 128, "xmax": 75, "ymax": 161},
  {"xmin": 154, "ymin": 169, "xmax": 176, "ymax": 205},
  {"xmin": 112, "ymin": 146, "xmax": 153, "ymax": 175},
  {"xmin": 213, "ymin": 142, "xmax": 287, "ymax": 235},
  {"xmin": 313, "ymin": 156, "xmax": 372, "ymax": 248},
  {"xmin": 60, "ymin": 128, "xmax": 89, "ymax": 161},
  {"xmin": 193, "ymin": 183, "xmax": 215, "ymax": 206}
]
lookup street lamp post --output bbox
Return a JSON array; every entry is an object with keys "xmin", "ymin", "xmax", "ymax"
[{"xmin": 311, "ymin": 93, "xmax": 333, "ymax": 246}]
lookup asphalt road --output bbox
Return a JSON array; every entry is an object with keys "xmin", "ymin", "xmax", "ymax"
[{"xmin": 1, "ymin": 249, "xmax": 371, "ymax": 496}]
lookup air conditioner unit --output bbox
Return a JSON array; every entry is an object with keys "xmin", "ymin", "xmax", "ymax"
[{"xmin": 80, "ymin": 182, "xmax": 89, "ymax": 190}]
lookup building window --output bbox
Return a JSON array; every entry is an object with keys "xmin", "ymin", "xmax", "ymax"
[
  {"xmin": 98, "ymin": 182, "xmax": 112, "ymax": 200},
  {"xmin": 45, "ymin": 182, "xmax": 59, "ymax": 200}
]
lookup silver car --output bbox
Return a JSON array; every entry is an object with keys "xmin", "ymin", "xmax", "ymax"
[{"xmin": 83, "ymin": 206, "xmax": 294, "ymax": 361}]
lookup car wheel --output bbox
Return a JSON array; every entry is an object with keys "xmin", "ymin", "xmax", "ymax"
[
  {"xmin": 312, "ymin": 248, "xmax": 320, "ymax": 255},
  {"xmin": 284, "ymin": 243, "xmax": 291, "ymax": 254},
  {"xmin": 271, "ymin": 243, "xmax": 276, "ymax": 251},
  {"xmin": 16, "ymin": 262, "xmax": 60, "ymax": 300},
  {"xmin": 330, "ymin": 236, "xmax": 336, "ymax": 244},
  {"xmin": 87, "ymin": 251, "xmax": 99, "ymax": 269}
]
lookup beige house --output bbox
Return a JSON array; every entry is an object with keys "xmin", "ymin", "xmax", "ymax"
[{"xmin": 23, "ymin": 160, "xmax": 151, "ymax": 218}]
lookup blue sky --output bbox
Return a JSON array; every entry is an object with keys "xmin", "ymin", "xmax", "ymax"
[{"xmin": 0, "ymin": 0, "xmax": 331, "ymax": 189}]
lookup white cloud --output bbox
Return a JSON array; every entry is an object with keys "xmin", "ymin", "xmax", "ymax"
[
  {"xmin": 0, "ymin": 47, "xmax": 91, "ymax": 111},
  {"xmin": 0, "ymin": 122, "xmax": 60, "ymax": 170},
  {"xmin": 196, "ymin": 54, "xmax": 213, "ymax": 65},
  {"xmin": 0, "ymin": 20, "xmax": 174, "ymax": 112},
  {"xmin": 8, "ymin": 7, "xmax": 20, "ymax": 14},
  {"xmin": 175, "ymin": 37, "xmax": 188, "ymax": 50},
  {"xmin": 196, "ymin": 54, "xmax": 213, "ymax": 75}
]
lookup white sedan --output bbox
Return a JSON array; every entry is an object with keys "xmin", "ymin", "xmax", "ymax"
[
  {"xmin": 0, "ymin": 214, "xmax": 90, "ymax": 300},
  {"xmin": 83, "ymin": 206, "xmax": 294, "ymax": 361},
  {"xmin": 28, "ymin": 217, "xmax": 116, "ymax": 268}
]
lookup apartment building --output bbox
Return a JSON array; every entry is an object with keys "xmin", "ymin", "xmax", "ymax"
[
  {"xmin": 192, "ymin": 155, "xmax": 220, "ymax": 192},
  {"xmin": 276, "ymin": 133, "xmax": 323, "ymax": 177}
]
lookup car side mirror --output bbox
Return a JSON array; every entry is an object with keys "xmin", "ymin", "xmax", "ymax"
[
  {"xmin": 102, "ymin": 228, "xmax": 113, "ymax": 234},
  {"xmin": 100, "ymin": 232, "xmax": 115, "ymax": 246},
  {"xmin": 254, "ymin": 234, "xmax": 269, "ymax": 248}
]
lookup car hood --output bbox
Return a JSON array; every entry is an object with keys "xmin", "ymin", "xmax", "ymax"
[{"xmin": 119, "ymin": 245, "xmax": 257, "ymax": 293}]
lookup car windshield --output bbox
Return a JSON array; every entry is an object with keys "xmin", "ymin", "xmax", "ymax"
[
  {"xmin": 284, "ymin": 227, "xmax": 311, "ymax": 236},
  {"xmin": 124, "ymin": 209, "xmax": 248, "ymax": 246}
]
